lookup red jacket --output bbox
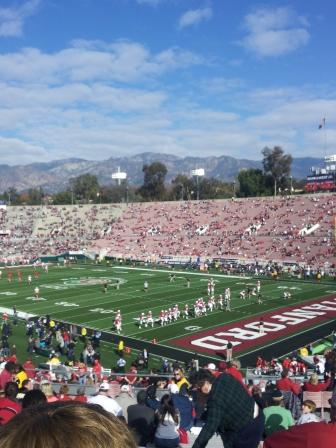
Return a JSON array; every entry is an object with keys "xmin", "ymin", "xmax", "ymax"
[
  {"xmin": 225, "ymin": 367, "xmax": 244, "ymax": 384},
  {"xmin": 276, "ymin": 377, "xmax": 301, "ymax": 395},
  {"xmin": 303, "ymin": 378, "xmax": 331, "ymax": 392},
  {"xmin": 264, "ymin": 422, "xmax": 336, "ymax": 448},
  {"xmin": 0, "ymin": 397, "xmax": 21, "ymax": 424}
]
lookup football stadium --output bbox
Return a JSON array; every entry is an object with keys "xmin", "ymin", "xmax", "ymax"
[
  {"xmin": 0, "ymin": 193, "xmax": 335, "ymax": 446},
  {"xmin": 1, "ymin": 2, "xmax": 336, "ymax": 446}
]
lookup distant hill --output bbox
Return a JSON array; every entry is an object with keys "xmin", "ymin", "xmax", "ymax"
[{"xmin": 0, "ymin": 153, "xmax": 322, "ymax": 193}]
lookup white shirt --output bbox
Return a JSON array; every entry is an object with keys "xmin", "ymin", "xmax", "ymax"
[{"xmin": 88, "ymin": 393, "xmax": 123, "ymax": 417}]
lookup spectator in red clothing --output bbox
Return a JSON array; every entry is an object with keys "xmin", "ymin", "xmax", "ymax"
[
  {"xmin": 58, "ymin": 384, "xmax": 72, "ymax": 401},
  {"xmin": 264, "ymin": 421, "xmax": 336, "ymax": 448},
  {"xmin": 0, "ymin": 362, "xmax": 16, "ymax": 390},
  {"xmin": 225, "ymin": 359, "xmax": 245, "ymax": 384},
  {"xmin": 303, "ymin": 373, "xmax": 331, "ymax": 392},
  {"xmin": 0, "ymin": 382, "xmax": 21, "ymax": 424},
  {"xmin": 205, "ymin": 362, "xmax": 221, "ymax": 378},
  {"xmin": 276, "ymin": 369, "xmax": 301, "ymax": 396},
  {"xmin": 22, "ymin": 358, "xmax": 36, "ymax": 379},
  {"xmin": 73, "ymin": 387, "xmax": 88, "ymax": 403},
  {"xmin": 92, "ymin": 358, "xmax": 102, "ymax": 382},
  {"xmin": 125, "ymin": 364, "xmax": 138, "ymax": 386},
  {"xmin": 282, "ymin": 357, "xmax": 291, "ymax": 370}
]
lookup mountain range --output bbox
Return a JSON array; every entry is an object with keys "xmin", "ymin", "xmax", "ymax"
[{"xmin": 0, "ymin": 153, "xmax": 322, "ymax": 193}]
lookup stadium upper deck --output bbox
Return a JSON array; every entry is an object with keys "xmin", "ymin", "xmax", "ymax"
[{"xmin": 0, "ymin": 194, "xmax": 334, "ymax": 268}]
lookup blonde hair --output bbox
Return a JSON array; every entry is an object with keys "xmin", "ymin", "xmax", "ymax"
[
  {"xmin": 0, "ymin": 402, "xmax": 137, "ymax": 448},
  {"xmin": 40, "ymin": 383, "xmax": 54, "ymax": 398},
  {"xmin": 309, "ymin": 373, "xmax": 319, "ymax": 386}
]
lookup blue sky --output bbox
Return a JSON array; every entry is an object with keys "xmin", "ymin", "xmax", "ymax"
[{"xmin": 0, "ymin": 0, "xmax": 335, "ymax": 165}]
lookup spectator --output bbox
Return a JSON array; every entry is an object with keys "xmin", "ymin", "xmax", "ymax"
[
  {"xmin": 154, "ymin": 393, "xmax": 180, "ymax": 448},
  {"xmin": 21, "ymin": 389, "xmax": 47, "ymax": 409},
  {"xmin": 303, "ymin": 372, "xmax": 331, "ymax": 391},
  {"xmin": 115, "ymin": 384, "xmax": 135, "ymax": 418},
  {"xmin": 40, "ymin": 382, "xmax": 58, "ymax": 403},
  {"xmin": 225, "ymin": 359, "xmax": 244, "ymax": 385},
  {"xmin": 88, "ymin": 381, "xmax": 123, "ymax": 417},
  {"xmin": 169, "ymin": 383, "xmax": 194, "ymax": 431},
  {"xmin": 296, "ymin": 400, "xmax": 320, "ymax": 425},
  {"xmin": 127, "ymin": 389, "xmax": 156, "ymax": 447},
  {"xmin": 172, "ymin": 367, "xmax": 190, "ymax": 392},
  {"xmin": 0, "ymin": 382, "xmax": 21, "ymax": 424},
  {"xmin": 276, "ymin": 369, "xmax": 301, "ymax": 395},
  {"xmin": 146, "ymin": 385, "xmax": 160, "ymax": 411},
  {"xmin": 0, "ymin": 402, "xmax": 137, "ymax": 448},
  {"xmin": 0, "ymin": 361, "xmax": 16, "ymax": 390},
  {"xmin": 190, "ymin": 369, "xmax": 264, "ymax": 448},
  {"xmin": 263, "ymin": 390, "xmax": 294, "ymax": 437}
]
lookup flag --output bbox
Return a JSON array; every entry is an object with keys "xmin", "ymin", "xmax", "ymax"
[{"xmin": 318, "ymin": 117, "xmax": 326, "ymax": 129}]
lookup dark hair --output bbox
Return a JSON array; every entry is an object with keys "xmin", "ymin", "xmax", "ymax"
[
  {"xmin": 189, "ymin": 369, "xmax": 215, "ymax": 388},
  {"xmin": 5, "ymin": 382, "xmax": 19, "ymax": 399},
  {"xmin": 146, "ymin": 385, "xmax": 157, "ymax": 400},
  {"xmin": 22, "ymin": 390, "xmax": 47, "ymax": 409},
  {"xmin": 157, "ymin": 394, "xmax": 179, "ymax": 425},
  {"xmin": 136, "ymin": 390, "xmax": 147, "ymax": 405}
]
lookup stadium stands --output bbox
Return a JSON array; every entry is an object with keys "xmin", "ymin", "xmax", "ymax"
[{"xmin": 0, "ymin": 194, "xmax": 334, "ymax": 268}]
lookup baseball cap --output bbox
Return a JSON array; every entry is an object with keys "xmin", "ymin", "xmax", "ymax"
[
  {"xmin": 207, "ymin": 363, "xmax": 216, "ymax": 370},
  {"xmin": 271, "ymin": 390, "xmax": 283, "ymax": 400},
  {"xmin": 99, "ymin": 382, "xmax": 110, "ymax": 391}
]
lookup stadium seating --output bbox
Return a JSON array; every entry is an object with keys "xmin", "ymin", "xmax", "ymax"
[{"xmin": 0, "ymin": 194, "xmax": 334, "ymax": 268}]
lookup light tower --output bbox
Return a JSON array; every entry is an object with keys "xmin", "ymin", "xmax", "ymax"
[
  {"xmin": 111, "ymin": 167, "xmax": 127, "ymax": 186},
  {"xmin": 111, "ymin": 167, "xmax": 128, "ymax": 204},
  {"xmin": 191, "ymin": 168, "xmax": 205, "ymax": 201}
]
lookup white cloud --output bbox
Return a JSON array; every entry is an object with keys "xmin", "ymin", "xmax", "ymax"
[
  {"xmin": 0, "ymin": 41, "xmax": 202, "ymax": 84},
  {"xmin": 0, "ymin": 0, "xmax": 40, "ymax": 37},
  {"xmin": 0, "ymin": 136, "xmax": 49, "ymax": 165},
  {"xmin": 178, "ymin": 8, "xmax": 213, "ymax": 29},
  {"xmin": 240, "ymin": 7, "xmax": 310, "ymax": 57}
]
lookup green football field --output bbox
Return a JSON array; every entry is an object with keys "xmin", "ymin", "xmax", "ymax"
[{"xmin": 0, "ymin": 262, "xmax": 334, "ymax": 348}]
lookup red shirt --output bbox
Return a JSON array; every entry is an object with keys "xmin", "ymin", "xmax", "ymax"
[
  {"xmin": 225, "ymin": 367, "xmax": 244, "ymax": 384},
  {"xmin": 276, "ymin": 377, "xmax": 301, "ymax": 395},
  {"xmin": 303, "ymin": 378, "xmax": 330, "ymax": 392},
  {"xmin": 0, "ymin": 397, "xmax": 21, "ymax": 424}
]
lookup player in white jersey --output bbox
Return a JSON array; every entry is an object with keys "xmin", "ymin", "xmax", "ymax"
[
  {"xmin": 146, "ymin": 311, "xmax": 154, "ymax": 327},
  {"xmin": 27, "ymin": 274, "xmax": 32, "ymax": 285},
  {"xmin": 114, "ymin": 317, "xmax": 122, "ymax": 334},
  {"xmin": 138, "ymin": 312, "xmax": 146, "ymax": 329},
  {"xmin": 183, "ymin": 304, "xmax": 189, "ymax": 319},
  {"xmin": 217, "ymin": 294, "xmax": 224, "ymax": 310},
  {"xmin": 225, "ymin": 295, "xmax": 231, "ymax": 311},
  {"xmin": 207, "ymin": 297, "xmax": 215, "ymax": 312},
  {"xmin": 240, "ymin": 290, "xmax": 246, "ymax": 300},
  {"xmin": 207, "ymin": 280, "xmax": 212, "ymax": 296},
  {"xmin": 34, "ymin": 286, "xmax": 40, "ymax": 299},
  {"xmin": 256, "ymin": 280, "xmax": 261, "ymax": 293},
  {"xmin": 194, "ymin": 301, "xmax": 201, "ymax": 317},
  {"xmin": 159, "ymin": 310, "xmax": 165, "ymax": 326},
  {"xmin": 210, "ymin": 278, "xmax": 215, "ymax": 296}
]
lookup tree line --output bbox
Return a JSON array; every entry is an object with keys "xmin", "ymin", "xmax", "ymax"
[{"xmin": 1, "ymin": 147, "xmax": 303, "ymax": 205}]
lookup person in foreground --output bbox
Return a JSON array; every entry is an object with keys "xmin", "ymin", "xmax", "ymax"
[
  {"xmin": 0, "ymin": 401, "xmax": 137, "ymax": 448},
  {"xmin": 190, "ymin": 369, "xmax": 264, "ymax": 448},
  {"xmin": 264, "ymin": 421, "xmax": 336, "ymax": 447}
]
